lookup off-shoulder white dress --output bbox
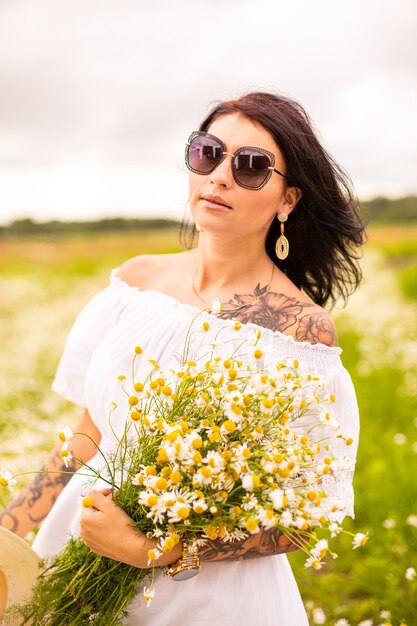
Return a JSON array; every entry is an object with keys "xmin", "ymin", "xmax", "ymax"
[{"xmin": 33, "ymin": 270, "xmax": 360, "ymax": 626}]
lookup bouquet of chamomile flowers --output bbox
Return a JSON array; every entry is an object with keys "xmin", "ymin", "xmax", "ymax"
[{"xmin": 3, "ymin": 317, "xmax": 367, "ymax": 626}]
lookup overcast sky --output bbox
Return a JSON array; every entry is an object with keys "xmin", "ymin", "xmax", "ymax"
[{"xmin": 0, "ymin": 0, "xmax": 416, "ymax": 225}]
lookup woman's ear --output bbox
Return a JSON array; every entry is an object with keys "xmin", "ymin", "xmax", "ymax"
[{"xmin": 282, "ymin": 186, "xmax": 302, "ymax": 215}]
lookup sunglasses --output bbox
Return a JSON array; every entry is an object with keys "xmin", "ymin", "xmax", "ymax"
[{"xmin": 185, "ymin": 130, "xmax": 288, "ymax": 190}]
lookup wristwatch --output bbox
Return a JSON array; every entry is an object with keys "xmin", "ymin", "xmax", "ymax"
[{"xmin": 166, "ymin": 540, "xmax": 200, "ymax": 581}]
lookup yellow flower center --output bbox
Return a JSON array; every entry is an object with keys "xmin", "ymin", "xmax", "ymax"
[
  {"xmin": 245, "ymin": 519, "xmax": 258, "ymax": 532},
  {"xmin": 178, "ymin": 507, "xmax": 190, "ymax": 520},
  {"xmin": 223, "ymin": 420, "xmax": 236, "ymax": 433},
  {"xmin": 155, "ymin": 477, "xmax": 168, "ymax": 490}
]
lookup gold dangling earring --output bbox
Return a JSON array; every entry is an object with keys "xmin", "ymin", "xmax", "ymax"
[
  {"xmin": 275, "ymin": 212, "xmax": 289, "ymax": 260},
  {"xmin": 195, "ymin": 224, "xmax": 201, "ymax": 232}
]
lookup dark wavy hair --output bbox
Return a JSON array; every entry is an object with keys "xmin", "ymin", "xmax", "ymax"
[{"xmin": 180, "ymin": 91, "xmax": 367, "ymax": 308}]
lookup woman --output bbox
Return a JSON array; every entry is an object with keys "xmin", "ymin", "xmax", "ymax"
[{"xmin": 0, "ymin": 91, "xmax": 365, "ymax": 625}]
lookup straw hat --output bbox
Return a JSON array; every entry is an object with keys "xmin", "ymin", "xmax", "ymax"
[{"xmin": 0, "ymin": 527, "xmax": 40, "ymax": 625}]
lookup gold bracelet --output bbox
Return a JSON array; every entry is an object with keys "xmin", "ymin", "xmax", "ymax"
[{"xmin": 166, "ymin": 540, "xmax": 200, "ymax": 581}]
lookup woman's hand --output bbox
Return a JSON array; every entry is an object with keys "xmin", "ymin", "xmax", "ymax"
[{"xmin": 79, "ymin": 489, "xmax": 182, "ymax": 569}]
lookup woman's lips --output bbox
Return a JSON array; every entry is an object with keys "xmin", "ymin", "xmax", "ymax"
[{"xmin": 200, "ymin": 197, "xmax": 232, "ymax": 211}]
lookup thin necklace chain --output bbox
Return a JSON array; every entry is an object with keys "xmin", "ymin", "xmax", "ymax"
[{"xmin": 191, "ymin": 262, "xmax": 275, "ymax": 308}]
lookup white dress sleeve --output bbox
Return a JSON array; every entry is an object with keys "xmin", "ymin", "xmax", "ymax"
[
  {"xmin": 254, "ymin": 330, "xmax": 360, "ymax": 522},
  {"xmin": 51, "ymin": 284, "xmax": 123, "ymax": 407},
  {"xmin": 319, "ymin": 362, "xmax": 360, "ymax": 522}
]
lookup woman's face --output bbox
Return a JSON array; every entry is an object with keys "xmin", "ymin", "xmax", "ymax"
[{"xmin": 188, "ymin": 112, "xmax": 299, "ymax": 240}]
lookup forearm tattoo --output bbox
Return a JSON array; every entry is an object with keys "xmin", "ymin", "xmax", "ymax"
[
  {"xmin": 216, "ymin": 282, "xmax": 337, "ymax": 346},
  {"xmin": 198, "ymin": 527, "xmax": 299, "ymax": 562},
  {"xmin": 0, "ymin": 450, "xmax": 76, "ymax": 533}
]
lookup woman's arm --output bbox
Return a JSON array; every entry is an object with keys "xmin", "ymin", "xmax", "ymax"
[
  {"xmin": 0, "ymin": 409, "xmax": 101, "ymax": 537},
  {"xmin": 197, "ymin": 528, "xmax": 298, "ymax": 561},
  {"xmin": 79, "ymin": 490, "xmax": 298, "ymax": 571}
]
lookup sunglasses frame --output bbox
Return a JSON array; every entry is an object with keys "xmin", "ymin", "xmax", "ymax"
[{"xmin": 185, "ymin": 130, "xmax": 288, "ymax": 190}]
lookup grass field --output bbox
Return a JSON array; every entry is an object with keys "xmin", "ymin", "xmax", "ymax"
[{"xmin": 0, "ymin": 225, "xmax": 416, "ymax": 626}]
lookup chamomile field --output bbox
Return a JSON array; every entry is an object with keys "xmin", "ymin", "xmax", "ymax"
[{"xmin": 0, "ymin": 225, "xmax": 416, "ymax": 626}]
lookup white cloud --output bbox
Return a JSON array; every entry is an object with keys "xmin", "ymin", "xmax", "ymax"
[{"xmin": 0, "ymin": 0, "xmax": 416, "ymax": 222}]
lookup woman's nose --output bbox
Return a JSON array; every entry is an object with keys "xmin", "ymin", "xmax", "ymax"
[{"xmin": 209, "ymin": 153, "xmax": 234, "ymax": 188}]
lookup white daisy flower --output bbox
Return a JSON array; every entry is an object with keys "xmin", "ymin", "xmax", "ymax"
[
  {"xmin": 329, "ymin": 522, "xmax": 342, "ymax": 537},
  {"xmin": 143, "ymin": 586, "xmax": 155, "ymax": 607},
  {"xmin": 240, "ymin": 494, "xmax": 258, "ymax": 511},
  {"xmin": 258, "ymin": 507, "xmax": 278, "ymax": 530},
  {"xmin": 352, "ymin": 532, "xmax": 369, "ymax": 549},
  {"xmin": 139, "ymin": 490, "xmax": 159, "ymax": 507},
  {"xmin": 294, "ymin": 515, "xmax": 308, "ymax": 530},
  {"xmin": 193, "ymin": 467, "xmax": 214, "ymax": 487},
  {"xmin": 167, "ymin": 501, "xmax": 191, "ymax": 523},
  {"xmin": 221, "ymin": 529, "xmax": 248, "ymax": 542},
  {"xmin": 146, "ymin": 547, "xmax": 162, "ymax": 566},
  {"xmin": 304, "ymin": 556, "xmax": 323, "ymax": 570},
  {"xmin": 241, "ymin": 474, "xmax": 258, "ymax": 492},
  {"xmin": 382, "ymin": 518, "xmax": 396, "ymax": 529},
  {"xmin": 231, "ymin": 444, "xmax": 251, "ymax": 464},
  {"xmin": 406, "ymin": 514, "xmax": 417, "ymax": 527},
  {"xmin": 284, "ymin": 488, "xmax": 298, "ymax": 506},
  {"xmin": 59, "ymin": 442, "xmax": 73, "ymax": 468},
  {"xmin": 57, "ymin": 426, "xmax": 74, "ymax": 442},
  {"xmin": 279, "ymin": 510, "xmax": 293, "ymax": 527},
  {"xmin": 0, "ymin": 470, "xmax": 16, "ymax": 490},
  {"xmin": 311, "ymin": 539, "xmax": 329, "ymax": 561},
  {"xmin": 311, "ymin": 607, "xmax": 326, "ymax": 625},
  {"xmin": 269, "ymin": 488, "xmax": 285, "ymax": 510},
  {"xmin": 192, "ymin": 498, "xmax": 208, "ymax": 514},
  {"xmin": 131, "ymin": 473, "xmax": 143, "ymax": 486},
  {"xmin": 261, "ymin": 458, "xmax": 276, "ymax": 474},
  {"xmin": 319, "ymin": 411, "xmax": 339, "ymax": 428},
  {"xmin": 202, "ymin": 450, "xmax": 226, "ymax": 473},
  {"xmin": 405, "ymin": 566, "xmax": 416, "ymax": 580},
  {"xmin": 210, "ymin": 297, "xmax": 222, "ymax": 314}
]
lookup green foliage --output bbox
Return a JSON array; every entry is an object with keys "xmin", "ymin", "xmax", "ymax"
[
  {"xmin": 0, "ymin": 217, "xmax": 180, "ymax": 237},
  {"xmin": 399, "ymin": 265, "xmax": 417, "ymax": 300},
  {"xmin": 361, "ymin": 195, "xmax": 417, "ymax": 223},
  {"xmin": 10, "ymin": 539, "xmax": 146, "ymax": 626},
  {"xmin": 380, "ymin": 241, "xmax": 417, "ymax": 258},
  {"xmin": 291, "ymin": 354, "xmax": 417, "ymax": 624}
]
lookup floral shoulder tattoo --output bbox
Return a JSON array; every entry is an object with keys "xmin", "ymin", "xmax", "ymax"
[{"xmin": 216, "ymin": 282, "xmax": 337, "ymax": 347}]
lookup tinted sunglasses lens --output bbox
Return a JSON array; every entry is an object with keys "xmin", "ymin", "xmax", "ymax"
[
  {"xmin": 233, "ymin": 149, "xmax": 271, "ymax": 188},
  {"xmin": 187, "ymin": 134, "xmax": 223, "ymax": 173}
]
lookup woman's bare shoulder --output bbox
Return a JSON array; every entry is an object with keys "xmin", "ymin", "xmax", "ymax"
[
  {"xmin": 116, "ymin": 252, "xmax": 190, "ymax": 290},
  {"xmin": 273, "ymin": 277, "xmax": 338, "ymax": 347},
  {"xmin": 291, "ymin": 303, "xmax": 338, "ymax": 347},
  {"xmin": 273, "ymin": 281, "xmax": 338, "ymax": 347}
]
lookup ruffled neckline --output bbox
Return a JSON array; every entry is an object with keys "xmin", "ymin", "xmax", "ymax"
[{"xmin": 109, "ymin": 268, "xmax": 343, "ymax": 360}]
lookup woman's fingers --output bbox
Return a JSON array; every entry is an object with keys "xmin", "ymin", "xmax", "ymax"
[
  {"xmin": 87, "ymin": 489, "xmax": 114, "ymax": 510},
  {"xmin": 81, "ymin": 488, "xmax": 114, "ymax": 512}
]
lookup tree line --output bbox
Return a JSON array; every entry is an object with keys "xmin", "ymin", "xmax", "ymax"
[
  {"xmin": 360, "ymin": 195, "xmax": 417, "ymax": 223},
  {"xmin": 0, "ymin": 217, "xmax": 179, "ymax": 236},
  {"xmin": 0, "ymin": 196, "xmax": 415, "ymax": 235}
]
